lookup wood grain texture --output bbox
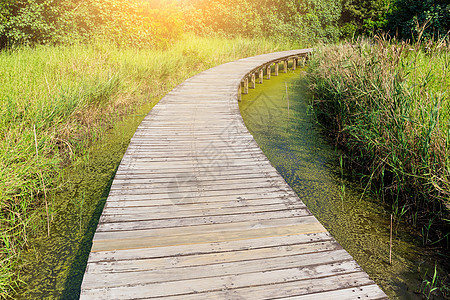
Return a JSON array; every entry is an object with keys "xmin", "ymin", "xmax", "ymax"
[{"xmin": 80, "ymin": 49, "xmax": 388, "ymax": 299}]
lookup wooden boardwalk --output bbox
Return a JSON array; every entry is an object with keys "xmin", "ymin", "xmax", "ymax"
[{"xmin": 80, "ymin": 50, "xmax": 388, "ymax": 299}]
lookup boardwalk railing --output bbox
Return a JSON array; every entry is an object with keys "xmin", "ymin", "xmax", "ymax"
[
  {"xmin": 80, "ymin": 50, "xmax": 388, "ymax": 299},
  {"xmin": 238, "ymin": 52, "xmax": 309, "ymax": 97}
]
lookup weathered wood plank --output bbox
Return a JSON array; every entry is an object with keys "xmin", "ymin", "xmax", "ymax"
[
  {"xmin": 97, "ymin": 210, "xmax": 312, "ymax": 231},
  {"xmin": 81, "ymin": 271, "xmax": 372, "ymax": 299},
  {"xmin": 93, "ymin": 216, "xmax": 322, "ymax": 241},
  {"xmin": 82, "ymin": 250, "xmax": 356, "ymax": 290},
  {"xmin": 87, "ymin": 232, "xmax": 334, "ymax": 263},
  {"xmin": 101, "ymin": 202, "xmax": 307, "ymax": 218},
  {"xmin": 86, "ymin": 240, "xmax": 341, "ymax": 274},
  {"xmin": 91, "ymin": 222, "xmax": 327, "ymax": 252}
]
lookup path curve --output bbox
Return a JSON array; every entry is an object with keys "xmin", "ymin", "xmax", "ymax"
[{"xmin": 80, "ymin": 50, "xmax": 388, "ymax": 299}]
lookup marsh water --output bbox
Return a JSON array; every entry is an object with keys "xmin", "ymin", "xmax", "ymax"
[
  {"xmin": 15, "ymin": 68, "xmax": 443, "ymax": 299},
  {"xmin": 239, "ymin": 69, "xmax": 441, "ymax": 299},
  {"xmin": 14, "ymin": 102, "xmax": 157, "ymax": 299}
]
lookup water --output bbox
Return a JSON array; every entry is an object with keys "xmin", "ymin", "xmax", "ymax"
[
  {"xmin": 239, "ymin": 69, "xmax": 443, "ymax": 299},
  {"xmin": 14, "ymin": 101, "xmax": 157, "ymax": 299}
]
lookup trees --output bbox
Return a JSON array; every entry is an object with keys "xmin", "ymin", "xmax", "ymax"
[
  {"xmin": 386, "ymin": 0, "xmax": 450, "ymax": 40},
  {"xmin": 0, "ymin": 0, "xmax": 184, "ymax": 49},
  {"xmin": 0, "ymin": 0, "xmax": 60, "ymax": 47},
  {"xmin": 340, "ymin": 0, "xmax": 391, "ymax": 37},
  {"xmin": 182, "ymin": 0, "xmax": 341, "ymax": 44}
]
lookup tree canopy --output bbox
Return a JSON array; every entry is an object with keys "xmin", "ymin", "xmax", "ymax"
[
  {"xmin": 0, "ymin": 0, "xmax": 448, "ymax": 49},
  {"xmin": 386, "ymin": 0, "xmax": 450, "ymax": 41}
]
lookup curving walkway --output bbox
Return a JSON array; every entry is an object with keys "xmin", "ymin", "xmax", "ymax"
[{"xmin": 80, "ymin": 50, "xmax": 388, "ymax": 299}]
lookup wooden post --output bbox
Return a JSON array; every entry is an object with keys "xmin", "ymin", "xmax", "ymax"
[
  {"xmin": 275, "ymin": 62, "xmax": 279, "ymax": 76},
  {"xmin": 250, "ymin": 73, "xmax": 256, "ymax": 89},
  {"xmin": 266, "ymin": 65, "xmax": 271, "ymax": 80},
  {"xmin": 389, "ymin": 214, "xmax": 393, "ymax": 265},
  {"xmin": 292, "ymin": 57, "xmax": 297, "ymax": 70},
  {"xmin": 259, "ymin": 68, "xmax": 264, "ymax": 84},
  {"xmin": 301, "ymin": 56, "xmax": 306, "ymax": 67},
  {"xmin": 284, "ymin": 60, "xmax": 288, "ymax": 73},
  {"xmin": 243, "ymin": 77, "xmax": 249, "ymax": 94},
  {"xmin": 238, "ymin": 84, "xmax": 242, "ymax": 101}
]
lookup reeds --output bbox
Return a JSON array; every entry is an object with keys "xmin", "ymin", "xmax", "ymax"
[
  {"xmin": 0, "ymin": 34, "xmax": 300, "ymax": 297},
  {"xmin": 307, "ymin": 37, "xmax": 450, "ymax": 248}
]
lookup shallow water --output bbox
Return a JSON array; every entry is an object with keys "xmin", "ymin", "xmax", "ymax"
[
  {"xmin": 239, "ymin": 69, "xmax": 441, "ymax": 299},
  {"xmin": 14, "ymin": 101, "xmax": 157, "ymax": 299}
]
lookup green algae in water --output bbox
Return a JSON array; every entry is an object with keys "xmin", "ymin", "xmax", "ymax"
[
  {"xmin": 14, "ymin": 101, "xmax": 157, "ymax": 299},
  {"xmin": 239, "ymin": 69, "xmax": 440, "ymax": 299}
]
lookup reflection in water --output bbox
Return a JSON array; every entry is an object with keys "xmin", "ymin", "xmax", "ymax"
[{"xmin": 240, "ymin": 69, "xmax": 431, "ymax": 299}]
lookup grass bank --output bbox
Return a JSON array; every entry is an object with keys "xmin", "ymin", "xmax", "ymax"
[
  {"xmin": 306, "ymin": 38, "xmax": 449, "ymax": 257},
  {"xmin": 0, "ymin": 34, "xmax": 301, "ymax": 297}
]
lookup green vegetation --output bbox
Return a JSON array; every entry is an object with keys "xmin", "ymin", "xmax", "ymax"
[
  {"xmin": 182, "ymin": 0, "xmax": 342, "ymax": 43},
  {"xmin": 0, "ymin": 0, "xmax": 184, "ymax": 48},
  {"xmin": 0, "ymin": 0, "xmax": 343, "ymax": 49},
  {"xmin": 387, "ymin": 0, "xmax": 450, "ymax": 41},
  {"xmin": 0, "ymin": 35, "xmax": 300, "ymax": 297},
  {"xmin": 307, "ymin": 37, "xmax": 449, "ymax": 248},
  {"xmin": 339, "ymin": 0, "xmax": 391, "ymax": 37},
  {"xmin": 1, "ymin": 0, "xmax": 449, "ymax": 297}
]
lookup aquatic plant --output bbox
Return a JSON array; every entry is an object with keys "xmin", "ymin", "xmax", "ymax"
[{"xmin": 306, "ymin": 36, "xmax": 450, "ymax": 246}]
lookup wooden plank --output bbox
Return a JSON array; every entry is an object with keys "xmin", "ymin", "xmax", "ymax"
[
  {"xmin": 82, "ymin": 250, "xmax": 356, "ymax": 290},
  {"xmin": 91, "ymin": 222, "xmax": 327, "ymax": 252},
  {"xmin": 105, "ymin": 188, "xmax": 298, "ymax": 202},
  {"xmin": 112, "ymin": 171, "xmax": 281, "ymax": 182},
  {"xmin": 277, "ymin": 285, "xmax": 389, "ymax": 300},
  {"xmin": 97, "ymin": 210, "xmax": 312, "ymax": 230},
  {"xmin": 87, "ymin": 232, "xmax": 334, "ymax": 263},
  {"xmin": 93, "ymin": 216, "xmax": 322, "ymax": 241},
  {"xmin": 108, "ymin": 176, "xmax": 289, "ymax": 191},
  {"xmin": 104, "ymin": 196, "xmax": 303, "ymax": 210},
  {"xmin": 100, "ymin": 202, "xmax": 307, "ymax": 219},
  {"xmin": 81, "ymin": 270, "xmax": 371, "ymax": 299},
  {"xmin": 106, "ymin": 186, "xmax": 290, "ymax": 198},
  {"xmin": 86, "ymin": 240, "xmax": 341, "ymax": 274},
  {"xmin": 166, "ymin": 278, "xmax": 383, "ymax": 300}
]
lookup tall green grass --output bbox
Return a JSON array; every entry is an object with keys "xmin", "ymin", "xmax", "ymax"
[
  {"xmin": 307, "ymin": 37, "xmax": 450, "ymax": 249},
  {"xmin": 0, "ymin": 34, "xmax": 301, "ymax": 297}
]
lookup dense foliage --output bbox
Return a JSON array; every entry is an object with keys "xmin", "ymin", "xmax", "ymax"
[
  {"xmin": 0, "ymin": 0, "xmax": 344, "ymax": 49},
  {"xmin": 2, "ymin": 0, "xmax": 448, "ymax": 48},
  {"xmin": 339, "ymin": 0, "xmax": 391, "ymax": 37},
  {"xmin": 0, "ymin": 0, "xmax": 184, "ymax": 48},
  {"xmin": 339, "ymin": 0, "xmax": 449, "ymax": 40},
  {"xmin": 386, "ymin": 0, "xmax": 450, "ymax": 41},
  {"xmin": 182, "ymin": 0, "xmax": 342, "ymax": 43}
]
